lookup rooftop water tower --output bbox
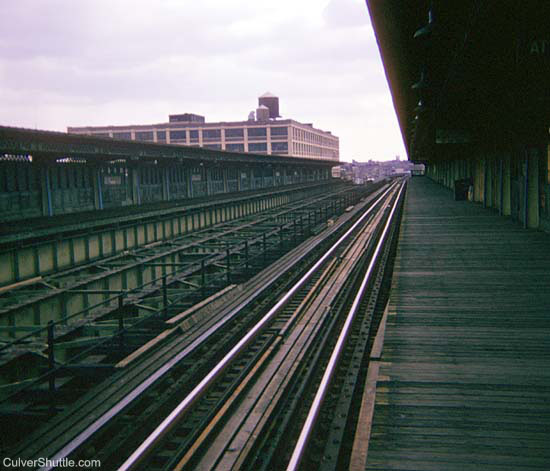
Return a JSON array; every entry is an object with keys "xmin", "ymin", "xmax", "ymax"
[
  {"xmin": 258, "ymin": 92, "xmax": 280, "ymax": 119},
  {"xmin": 256, "ymin": 105, "xmax": 270, "ymax": 121}
]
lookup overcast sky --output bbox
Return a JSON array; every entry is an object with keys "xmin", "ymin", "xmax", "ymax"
[{"xmin": 0, "ymin": 0, "xmax": 406, "ymax": 162}]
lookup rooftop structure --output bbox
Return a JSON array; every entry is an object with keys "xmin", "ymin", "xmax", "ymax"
[{"xmin": 258, "ymin": 92, "xmax": 280, "ymax": 119}]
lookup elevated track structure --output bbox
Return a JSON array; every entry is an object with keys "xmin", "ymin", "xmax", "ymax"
[{"xmin": 4, "ymin": 169, "xmax": 405, "ymax": 470}]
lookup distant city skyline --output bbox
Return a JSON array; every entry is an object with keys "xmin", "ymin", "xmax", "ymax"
[{"xmin": 0, "ymin": 0, "xmax": 407, "ymax": 162}]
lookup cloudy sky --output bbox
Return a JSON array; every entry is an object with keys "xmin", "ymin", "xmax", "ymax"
[{"xmin": 0, "ymin": 0, "xmax": 406, "ymax": 162}]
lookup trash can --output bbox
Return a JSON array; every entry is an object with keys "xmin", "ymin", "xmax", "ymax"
[{"xmin": 454, "ymin": 178, "xmax": 471, "ymax": 201}]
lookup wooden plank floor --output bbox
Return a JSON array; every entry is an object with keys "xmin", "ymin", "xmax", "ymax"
[{"xmin": 366, "ymin": 177, "xmax": 550, "ymax": 471}]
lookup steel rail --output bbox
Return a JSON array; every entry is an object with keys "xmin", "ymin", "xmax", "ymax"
[
  {"xmin": 286, "ymin": 180, "xmax": 405, "ymax": 471},
  {"xmin": 185, "ymin": 191, "xmax": 390, "ymax": 471},
  {"xmin": 37, "ymin": 183, "xmax": 395, "ymax": 471},
  {"xmin": 116, "ymin": 182, "xmax": 399, "ymax": 471}
]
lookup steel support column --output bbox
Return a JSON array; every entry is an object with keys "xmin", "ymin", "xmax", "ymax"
[
  {"xmin": 41, "ymin": 166, "xmax": 53, "ymax": 216},
  {"xmin": 527, "ymin": 149, "xmax": 539, "ymax": 229}
]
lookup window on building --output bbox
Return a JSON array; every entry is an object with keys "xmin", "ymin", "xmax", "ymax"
[
  {"xmin": 272, "ymin": 142, "xmax": 288, "ymax": 152},
  {"xmin": 189, "ymin": 130, "xmax": 199, "ymax": 140},
  {"xmin": 271, "ymin": 126, "xmax": 288, "ymax": 137},
  {"xmin": 170, "ymin": 130, "xmax": 186, "ymax": 140},
  {"xmin": 157, "ymin": 130, "xmax": 166, "ymax": 141},
  {"xmin": 248, "ymin": 127, "xmax": 267, "ymax": 138},
  {"xmin": 203, "ymin": 129, "xmax": 221, "ymax": 140},
  {"xmin": 113, "ymin": 132, "xmax": 132, "ymax": 140},
  {"xmin": 135, "ymin": 131, "xmax": 154, "ymax": 141},
  {"xmin": 225, "ymin": 128, "xmax": 244, "ymax": 139},
  {"xmin": 249, "ymin": 142, "xmax": 267, "ymax": 152},
  {"xmin": 226, "ymin": 143, "xmax": 245, "ymax": 152}
]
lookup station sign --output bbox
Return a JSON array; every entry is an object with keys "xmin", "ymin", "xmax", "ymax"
[
  {"xmin": 526, "ymin": 39, "xmax": 549, "ymax": 57},
  {"xmin": 516, "ymin": 34, "xmax": 550, "ymax": 103}
]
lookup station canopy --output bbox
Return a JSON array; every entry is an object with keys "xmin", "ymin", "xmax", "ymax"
[{"xmin": 367, "ymin": 1, "xmax": 550, "ymax": 162}]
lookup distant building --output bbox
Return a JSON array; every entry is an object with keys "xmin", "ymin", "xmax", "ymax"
[{"xmin": 68, "ymin": 94, "xmax": 339, "ymax": 161}]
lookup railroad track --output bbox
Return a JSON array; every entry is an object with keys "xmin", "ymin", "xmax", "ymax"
[
  {"xmin": 86, "ymin": 180, "xmax": 403, "ymax": 470},
  {"xmin": 118, "ymin": 179, "xmax": 404, "ymax": 471},
  {"xmin": 160, "ymin": 188, "xmax": 395, "ymax": 471},
  {"xmin": 2, "ymin": 182, "xmax": 382, "ymax": 453},
  {"xmin": 0, "ymin": 183, "xmax": 359, "ymax": 350},
  {"xmin": 11, "ymin": 179, "xmax": 404, "ymax": 470},
  {"xmin": 286, "ymin": 180, "xmax": 404, "ymax": 471}
]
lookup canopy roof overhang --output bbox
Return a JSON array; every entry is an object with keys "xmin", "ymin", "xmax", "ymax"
[{"xmin": 367, "ymin": 1, "xmax": 550, "ymax": 162}]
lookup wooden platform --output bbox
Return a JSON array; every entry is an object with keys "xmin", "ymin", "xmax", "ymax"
[{"xmin": 365, "ymin": 177, "xmax": 550, "ymax": 470}]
